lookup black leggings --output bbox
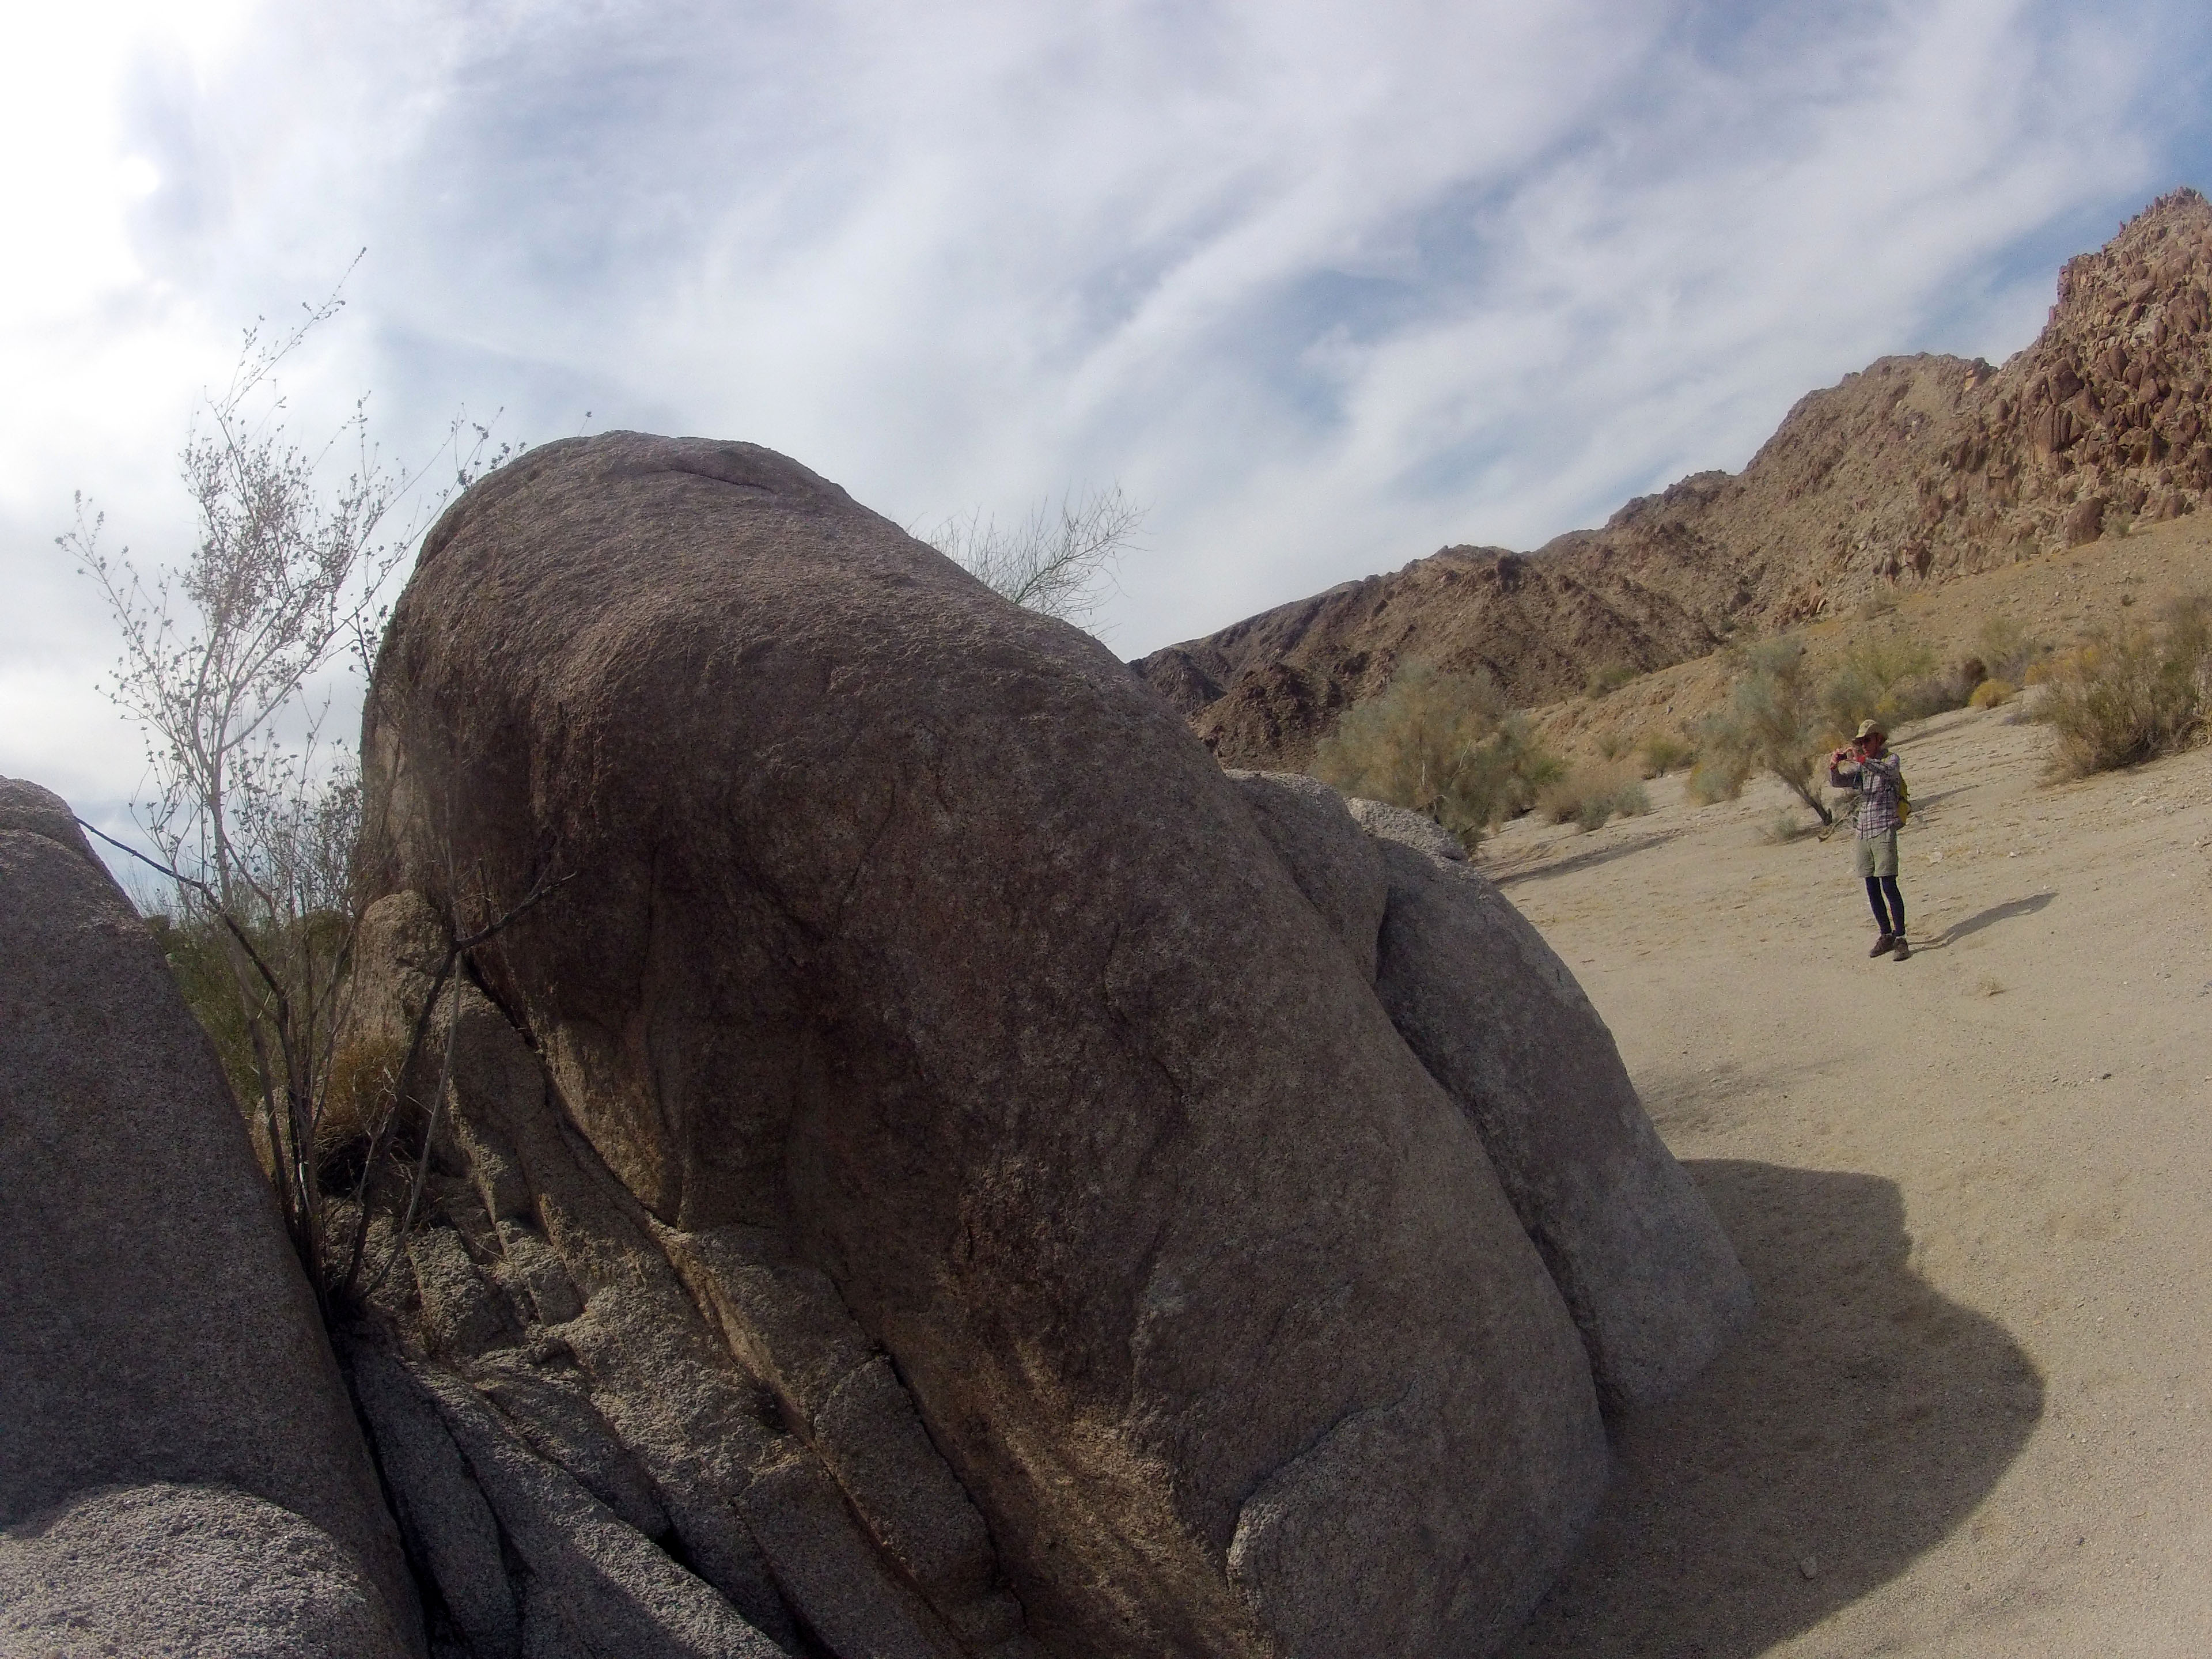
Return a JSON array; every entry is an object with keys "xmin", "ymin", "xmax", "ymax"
[{"xmin": 1865, "ymin": 875, "xmax": 1904, "ymax": 935}]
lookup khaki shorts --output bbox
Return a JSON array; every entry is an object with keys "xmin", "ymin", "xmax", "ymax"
[{"xmin": 1853, "ymin": 829, "xmax": 1899, "ymax": 878}]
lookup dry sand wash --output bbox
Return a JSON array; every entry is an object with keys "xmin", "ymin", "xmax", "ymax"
[{"xmin": 1476, "ymin": 703, "xmax": 2212, "ymax": 1656}]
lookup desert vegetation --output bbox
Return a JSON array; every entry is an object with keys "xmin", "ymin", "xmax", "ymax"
[
  {"xmin": 1673, "ymin": 609, "xmax": 2075, "ymax": 825},
  {"xmin": 925, "ymin": 484, "xmax": 1143, "ymax": 626},
  {"xmin": 1312, "ymin": 661, "xmax": 1562, "ymax": 848},
  {"xmin": 1638, "ymin": 731, "xmax": 1695, "ymax": 778},
  {"xmin": 1536, "ymin": 764, "xmax": 1653, "ymax": 831},
  {"xmin": 1689, "ymin": 638, "xmax": 1840, "ymax": 827},
  {"xmin": 59, "ymin": 292, "xmax": 522, "ymax": 1309},
  {"xmin": 2034, "ymin": 593, "xmax": 2212, "ymax": 775}
]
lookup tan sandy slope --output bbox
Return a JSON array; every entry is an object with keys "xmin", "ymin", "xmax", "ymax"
[
  {"xmin": 1479, "ymin": 702, "xmax": 2212, "ymax": 1656},
  {"xmin": 1535, "ymin": 505, "xmax": 2212, "ymax": 765}
]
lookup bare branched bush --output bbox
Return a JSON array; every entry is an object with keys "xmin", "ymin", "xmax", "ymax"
[
  {"xmin": 63, "ymin": 282, "xmax": 517, "ymax": 1312},
  {"xmin": 1312, "ymin": 661, "xmax": 1560, "ymax": 850},
  {"xmin": 927, "ymin": 484, "xmax": 1143, "ymax": 627},
  {"xmin": 2036, "ymin": 593, "xmax": 2212, "ymax": 775}
]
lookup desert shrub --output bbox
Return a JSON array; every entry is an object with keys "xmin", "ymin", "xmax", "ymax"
[
  {"xmin": 1585, "ymin": 662, "xmax": 1637, "ymax": 699},
  {"xmin": 926, "ymin": 484, "xmax": 1142, "ymax": 626},
  {"xmin": 1594, "ymin": 729, "xmax": 1630, "ymax": 762},
  {"xmin": 1604, "ymin": 775, "xmax": 1653, "ymax": 823},
  {"xmin": 1313, "ymin": 661, "xmax": 1561, "ymax": 848},
  {"xmin": 1699, "ymin": 638, "xmax": 1841, "ymax": 827},
  {"xmin": 1978, "ymin": 615, "xmax": 2046, "ymax": 684},
  {"xmin": 64, "ymin": 287, "xmax": 537, "ymax": 1313},
  {"xmin": 1821, "ymin": 631, "xmax": 1937, "ymax": 733},
  {"xmin": 1758, "ymin": 809, "xmax": 1815, "ymax": 844},
  {"xmin": 1968, "ymin": 678, "xmax": 2016, "ymax": 709},
  {"xmin": 1637, "ymin": 731, "xmax": 1694, "ymax": 778},
  {"xmin": 321, "ymin": 1030, "xmax": 408, "ymax": 1181},
  {"xmin": 1537, "ymin": 764, "xmax": 1652, "ymax": 831},
  {"xmin": 2036, "ymin": 593, "xmax": 2212, "ymax": 775},
  {"xmin": 1885, "ymin": 662, "xmax": 1984, "ymax": 722},
  {"xmin": 1686, "ymin": 752, "xmax": 1749, "ymax": 804}
]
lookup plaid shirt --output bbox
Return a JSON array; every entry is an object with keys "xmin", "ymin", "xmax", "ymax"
[{"xmin": 1830, "ymin": 751, "xmax": 1904, "ymax": 837}]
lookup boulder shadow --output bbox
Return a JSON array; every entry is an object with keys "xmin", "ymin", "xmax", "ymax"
[
  {"xmin": 1490, "ymin": 829, "xmax": 1680, "ymax": 887},
  {"xmin": 1501, "ymin": 1160, "xmax": 2042, "ymax": 1659}
]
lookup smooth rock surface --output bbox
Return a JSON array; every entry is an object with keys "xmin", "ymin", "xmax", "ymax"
[
  {"xmin": 1225, "ymin": 770, "xmax": 1389, "ymax": 981},
  {"xmin": 359, "ymin": 434, "xmax": 1609, "ymax": 1659},
  {"xmin": 0, "ymin": 778, "xmax": 416, "ymax": 1653},
  {"xmin": 1356, "ymin": 810, "xmax": 1753, "ymax": 1408}
]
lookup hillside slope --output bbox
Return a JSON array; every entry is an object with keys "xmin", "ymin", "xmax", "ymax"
[{"xmin": 1141, "ymin": 188, "xmax": 2212, "ymax": 769}]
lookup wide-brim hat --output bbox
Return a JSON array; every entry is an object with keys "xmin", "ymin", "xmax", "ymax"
[{"xmin": 1855, "ymin": 718, "xmax": 1886, "ymax": 740}]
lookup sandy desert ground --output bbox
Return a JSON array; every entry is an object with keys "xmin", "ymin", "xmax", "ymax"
[{"xmin": 1482, "ymin": 700, "xmax": 2212, "ymax": 1657}]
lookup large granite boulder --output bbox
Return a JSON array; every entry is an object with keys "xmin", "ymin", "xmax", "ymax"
[
  {"xmin": 0, "ymin": 1483, "xmax": 411, "ymax": 1659},
  {"xmin": 1233, "ymin": 779, "xmax": 1752, "ymax": 1410},
  {"xmin": 0, "ymin": 779, "xmax": 418, "ymax": 1657},
  {"xmin": 359, "ymin": 434, "xmax": 1611, "ymax": 1659}
]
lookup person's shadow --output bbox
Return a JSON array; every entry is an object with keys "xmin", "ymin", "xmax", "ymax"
[
  {"xmin": 1925, "ymin": 891, "xmax": 2056, "ymax": 950},
  {"xmin": 1501, "ymin": 1161, "xmax": 2042, "ymax": 1658}
]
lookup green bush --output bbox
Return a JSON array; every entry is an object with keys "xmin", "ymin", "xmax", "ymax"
[
  {"xmin": 1976, "ymin": 615, "xmax": 2046, "ymax": 685},
  {"xmin": 1699, "ymin": 638, "xmax": 1840, "ymax": 827},
  {"xmin": 2036, "ymin": 593, "xmax": 2212, "ymax": 775},
  {"xmin": 1312, "ymin": 661, "xmax": 1562, "ymax": 849},
  {"xmin": 1687, "ymin": 753, "xmax": 1749, "ymax": 804},
  {"xmin": 1637, "ymin": 731, "xmax": 1694, "ymax": 778},
  {"xmin": 1537, "ymin": 764, "xmax": 1653, "ymax": 831},
  {"xmin": 1821, "ymin": 631, "xmax": 1937, "ymax": 733},
  {"xmin": 1585, "ymin": 662, "xmax": 1638, "ymax": 699},
  {"xmin": 1883, "ymin": 665, "xmax": 1982, "ymax": 723}
]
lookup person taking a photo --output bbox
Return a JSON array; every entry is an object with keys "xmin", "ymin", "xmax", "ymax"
[{"xmin": 1829, "ymin": 719, "xmax": 1910, "ymax": 960}]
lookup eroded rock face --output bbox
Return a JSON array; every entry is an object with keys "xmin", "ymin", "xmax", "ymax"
[
  {"xmin": 1137, "ymin": 188, "xmax": 2212, "ymax": 768},
  {"xmin": 0, "ymin": 779, "xmax": 416, "ymax": 1658},
  {"xmin": 358, "ymin": 434, "xmax": 1611, "ymax": 1659}
]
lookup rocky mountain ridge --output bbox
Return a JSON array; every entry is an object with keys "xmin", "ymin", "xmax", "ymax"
[{"xmin": 1139, "ymin": 187, "xmax": 2212, "ymax": 769}]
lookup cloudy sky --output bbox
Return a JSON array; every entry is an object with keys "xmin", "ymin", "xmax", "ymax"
[{"xmin": 6, "ymin": 0, "xmax": 2211, "ymax": 843}]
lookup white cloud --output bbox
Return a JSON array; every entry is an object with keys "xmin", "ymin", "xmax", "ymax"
[{"xmin": 3, "ymin": 0, "xmax": 2209, "ymax": 832}]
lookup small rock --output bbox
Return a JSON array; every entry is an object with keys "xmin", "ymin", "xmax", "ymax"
[{"xmin": 1798, "ymin": 1555, "xmax": 1819, "ymax": 1580}]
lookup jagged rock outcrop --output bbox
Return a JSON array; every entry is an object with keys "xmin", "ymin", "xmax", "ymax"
[
  {"xmin": 0, "ymin": 778, "xmax": 418, "ymax": 1658},
  {"xmin": 1141, "ymin": 187, "xmax": 2212, "ymax": 768},
  {"xmin": 337, "ymin": 891, "xmax": 1009, "ymax": 1659},
  {"xmin": 342, "ymin": 431, "xmax": 1748, "ymax": 1659}
]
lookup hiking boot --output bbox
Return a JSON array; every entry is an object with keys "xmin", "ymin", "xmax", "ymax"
[
  {"xmin": 1869, "ymin": 934, "xmax": 1895, "ymax": 957},
  {"xmin": 1891, "ymin": 936, "xmax": 1911, "ymax": 961}
]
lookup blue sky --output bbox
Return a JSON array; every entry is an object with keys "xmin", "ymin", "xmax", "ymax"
[{"xmin": 5, "ymin": 0, "xmax": 2211, "ymax": 840}]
